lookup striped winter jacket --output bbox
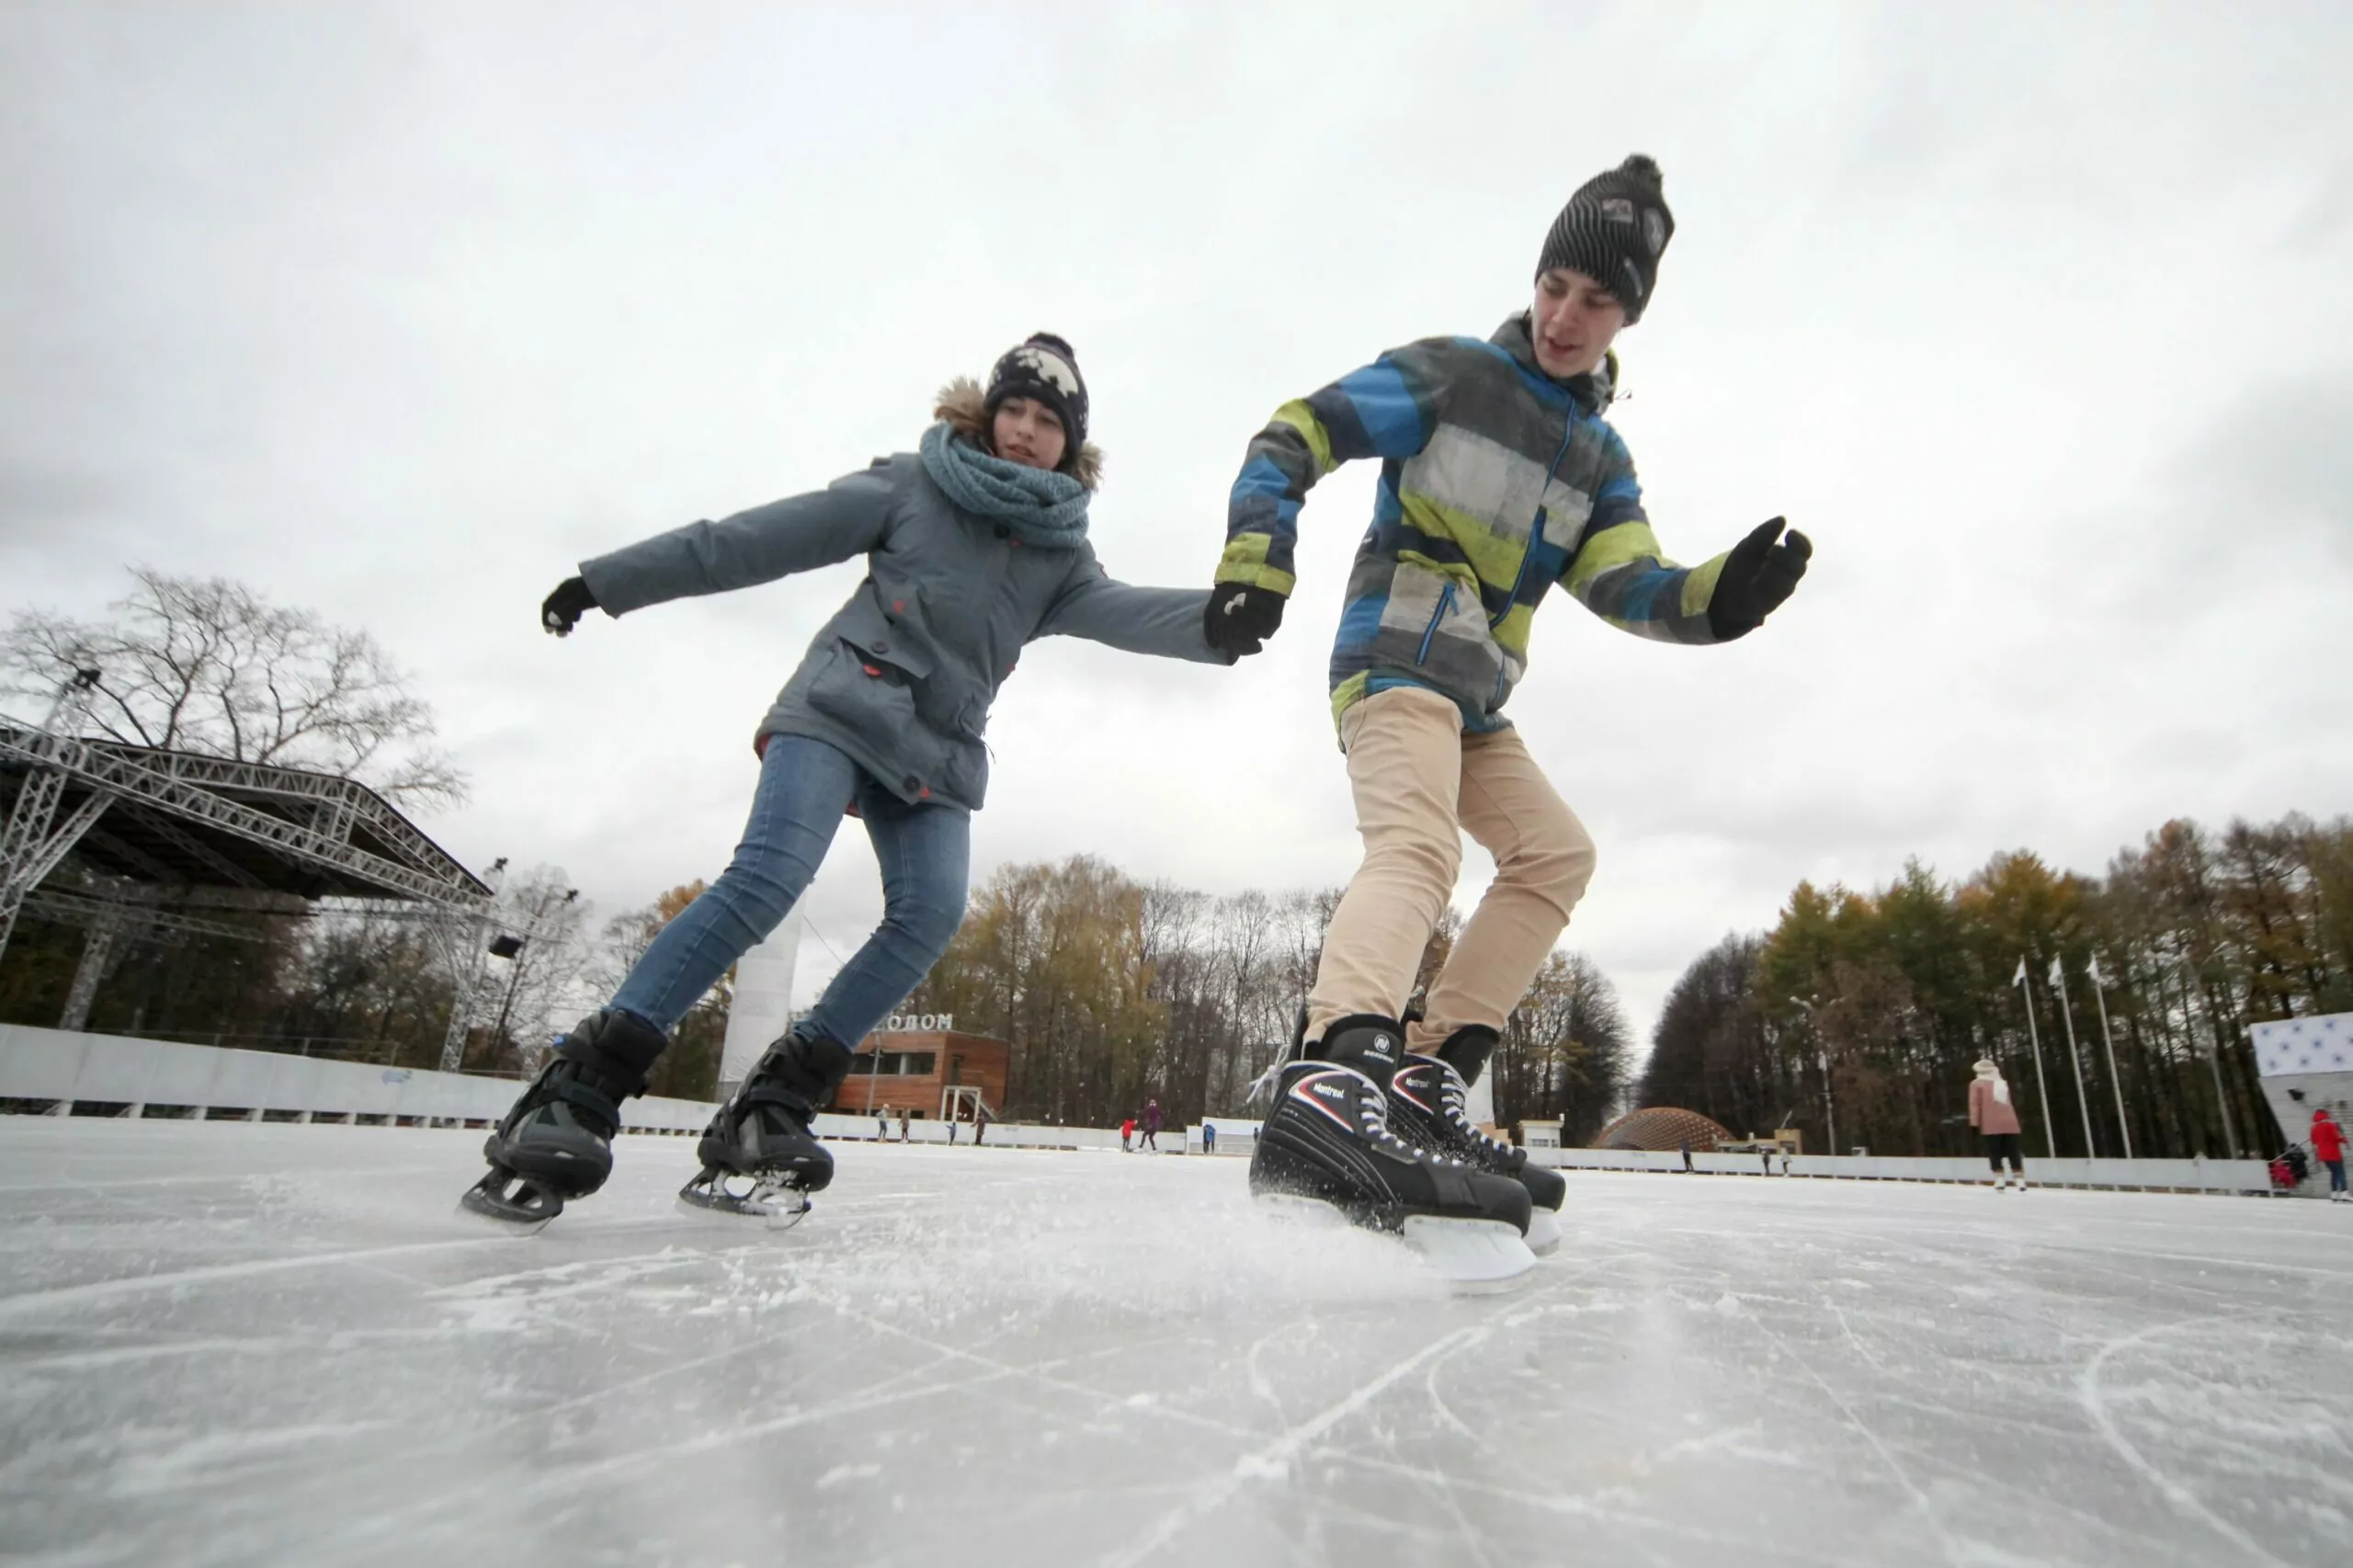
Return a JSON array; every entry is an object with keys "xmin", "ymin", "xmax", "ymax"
[{"xmin": 1217, "ymin": 313, "xmax": 1735, "ymax": 736}]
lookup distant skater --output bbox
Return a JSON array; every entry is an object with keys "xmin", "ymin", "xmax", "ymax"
[
  {"xmin": 2313, "ymin": 1108, "xmax": 2346, "ymax": 1202},
  {"xmin": 1120, "ymin": 1118, "xmax": 1136, "ymax": 1153},
  {"xmin": 1141, "ymin": 1097, "xmax": 1162, "ymax": 1153},
  {"xmin": 1970, "ymin": 1058, "xmax": 2027, "ymax": 1190},
  {"xmin": 1202, "ymin": 1122, "xmax": 1217, "ymax": 1154}
]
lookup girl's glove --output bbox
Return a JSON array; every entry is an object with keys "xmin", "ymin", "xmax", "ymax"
[{"xmin": 541, "ymin": 575, "xmax": 597, "ymax": 637}]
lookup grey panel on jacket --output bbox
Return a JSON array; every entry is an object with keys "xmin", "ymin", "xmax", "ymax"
[{"xmin": 577, "ymin": 452, "xmax": 1229, "ymax": 812}]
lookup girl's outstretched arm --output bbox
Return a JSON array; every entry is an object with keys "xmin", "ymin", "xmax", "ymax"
[
  {"xmin": 579, "ymin": 456, "xmax": 905, "ymax": 619},
  {"xmin": 1034, "ymin": 559, "xmax": 1229, "ymax": 665}
]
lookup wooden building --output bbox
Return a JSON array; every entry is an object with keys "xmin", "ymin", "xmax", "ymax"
[{"xmin": 829, "ymin": 1028, "xmax": 1009, "ymax": 1123}]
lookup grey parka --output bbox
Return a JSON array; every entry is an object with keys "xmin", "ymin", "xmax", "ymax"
[{"xmin": 579, "ymin": 450, "xmax": 1228, "ymax": 812}]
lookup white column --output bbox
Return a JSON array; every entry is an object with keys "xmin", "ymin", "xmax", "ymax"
[{"xmin": 718, "ymin": 915, "xmax": 801, "ymax": 1098}]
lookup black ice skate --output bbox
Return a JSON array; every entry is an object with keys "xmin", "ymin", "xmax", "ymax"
[
  {"xmin": 1388, "ymin": 1025, "xmax": 1567, "ymax": 1257},
  {"xmin": 1249, "ymin": 1015, "xmax": 1535, "ymax": 1284},
  {"xmin": 460, "ymin": 1009, "xmax": 666, "ymax": 1232},
  {"xmin": 676, "ymin": 1028, "xmax": 854, "ymax": 1227}
]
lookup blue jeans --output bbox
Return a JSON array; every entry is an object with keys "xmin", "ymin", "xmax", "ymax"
[{"xmin": 608, "ymin": 734, "xmax": 970, "ymax": 1050}]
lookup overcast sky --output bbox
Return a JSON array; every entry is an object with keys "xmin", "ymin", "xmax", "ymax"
[{"xmin": 6, "ymin": 1, "xmax": 2350, "ymax": 1053}]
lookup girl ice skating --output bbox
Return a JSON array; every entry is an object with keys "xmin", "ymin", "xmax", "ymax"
[
  {"xmin": 464, "ymin": 335, "xmax": 1238, "ymax": 1228},
  {"xmin": 1970, "ymin": 1058, "xmax": 2028, "ymax": 1189}
]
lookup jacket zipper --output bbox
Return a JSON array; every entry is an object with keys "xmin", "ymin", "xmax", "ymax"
[
  {"xmin": 1478, "ymin": 408, "xmax": 1579, "ymax": 709},
  {"xmin": 1416, "ymin": 583, "xmax": 1456, "ymax": 665},
  {"xmin": 1495, "ymin": 413, "xmax": 1580, "ymax": 629}
]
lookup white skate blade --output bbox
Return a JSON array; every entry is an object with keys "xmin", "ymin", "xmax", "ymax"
[
  {"xmin": 1399, "ymin": 1215, "xmax": 1537, "ymax": 1286},
  {"xmin": 1526, "ymin": 1207, "xmax": 1563, "ymax": 1257}
]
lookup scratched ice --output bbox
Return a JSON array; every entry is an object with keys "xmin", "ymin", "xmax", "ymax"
[{"xmin": 1, "ymin": 1119, "xmax": 2347, "ymax": 1568}]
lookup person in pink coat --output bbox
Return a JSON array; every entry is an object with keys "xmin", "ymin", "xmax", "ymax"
[{"xmin": 1969, "ymin": 1058, "xmax": 2028, "ymax": 1191}]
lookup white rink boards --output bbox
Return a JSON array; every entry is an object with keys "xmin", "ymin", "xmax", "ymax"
[{"xmin": 1, "ymin": 1118, "xmax": 2347, "ymax": 1567}]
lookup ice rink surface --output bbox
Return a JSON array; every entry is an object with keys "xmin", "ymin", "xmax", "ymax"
[{"xmin": 1, "ymin": 1119, "xmax": 2347, "ymax": 1568}]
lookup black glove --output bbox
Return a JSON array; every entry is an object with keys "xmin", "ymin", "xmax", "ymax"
[
  {"xmin": 1706, "ymin": 517, "xmax": 1811, "ymax": 641},
  {"xmin": 1203, "ymin": 582, "xmax": 1286, "ymax": 657},
  {"xmin": 541, "ymin": 575, "xmax": 597, "ymax": 638}
]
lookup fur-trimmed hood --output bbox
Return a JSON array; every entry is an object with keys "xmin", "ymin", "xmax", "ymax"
[{"xmin": 935, "ymin": 377, "xmax": 1103, "ymax": 492}]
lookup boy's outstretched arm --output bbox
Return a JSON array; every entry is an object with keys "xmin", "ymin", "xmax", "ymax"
[
  {"xmin": 1563, "ymin": 438, "xmax": 1809, "ymax": 642},
  {"xmin": 1208, "ymin": 343, "xmax": 1452, "ymax": 655}
]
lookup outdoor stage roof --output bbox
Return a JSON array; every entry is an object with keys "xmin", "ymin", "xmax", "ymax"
[{"xmin": 0, "ymin": 725, "xmax": 489, "ymax": 906}]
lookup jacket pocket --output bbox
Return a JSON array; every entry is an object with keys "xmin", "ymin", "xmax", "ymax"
[
  {"xmin": 942, "ymin": 734, "xmax": 990, "ymax": 805},
  {"xmin": 805, "ymin": 640, "xmax": 925, "ymax": 754},
  {"xmin": 831, "ymin": 594, "xmax": 935, "ymax": 682}
]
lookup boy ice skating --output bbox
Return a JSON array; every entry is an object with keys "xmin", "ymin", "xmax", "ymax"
[
  {"xmin": 463, "ymin": 335, "xmax": 1239, "ymax": 1228},
  {"xmin": 1208, "ymin": 155, "xmax": 1810, "ymax": 1276}
]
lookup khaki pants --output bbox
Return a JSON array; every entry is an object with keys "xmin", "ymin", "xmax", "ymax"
[{"xmin": 1307, "ymin": 686, "xmax": 1597, "ymax": 1055}]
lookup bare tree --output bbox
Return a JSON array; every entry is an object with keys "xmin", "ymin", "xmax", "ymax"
[
  {"xmin": 479, "ymin": 868, "xmax": 592, "ymax": 1070},
  {"xmin": 586, "ymin": 881, "xmax": 731, "ymax": 1099},
  {"xmin": 1, "ymin": 566, "xmax": 467, "ymax": 809}
]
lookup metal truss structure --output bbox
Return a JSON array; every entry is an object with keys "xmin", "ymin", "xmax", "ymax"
[{"xmin": 0, "ymin": 676, "xmax": 516, "ymax": 1059}]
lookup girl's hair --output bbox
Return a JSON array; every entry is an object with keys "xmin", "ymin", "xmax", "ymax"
[{"xmin": 935, "ymin": 377, "xmax": 1104, "ymax": 491}]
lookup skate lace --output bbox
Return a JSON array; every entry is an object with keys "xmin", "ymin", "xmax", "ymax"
[
  {"xmin": 1438, "ymin": 1067, "xmax": 1516, "ymax": 1161},
  {"xmin": 1353, "ymin": 1072, "xmax": 1467, "ymax": 1168},
  {"xmin": 1244, "ymin": 1047, "xmax": 1299, "ymax": 1108},
  {"xmin": 1244, "ymin": 1063, "xmax": 1281, "ymax": 1108}
]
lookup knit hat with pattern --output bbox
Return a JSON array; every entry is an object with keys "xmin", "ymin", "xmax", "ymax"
[
  {"xmin": 983, "ymin": 333, "xmax": 1089, "ymax": 455},
  {"xmin": 1535, "ymin": 154, "xmax": 1675, "ymax": 323}
]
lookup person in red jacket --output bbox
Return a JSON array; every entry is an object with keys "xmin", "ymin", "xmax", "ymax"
[
  {"xmin": 2313, "ymin": 1108, "xmax": 2347, "ymax": 1202},
  {"xmin": 1968, "ymin": 1058, "xmax": 2028, "ymax": 1191}
]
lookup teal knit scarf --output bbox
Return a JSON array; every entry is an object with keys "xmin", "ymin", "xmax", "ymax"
[{"xmin": 919, "ymin": 423, "xmax": 1091, "ymax": 550}]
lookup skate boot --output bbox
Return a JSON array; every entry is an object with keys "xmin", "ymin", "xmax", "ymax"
[
  {"xmin": 460, "ymin": 1008, "xmax": 666, "ymax": 1231},
  {"xmin": 1249, "ymin": 1015, "xmax": 1535, "ymax": 1284},
  {"xmin": 676, "ymin": 1027, "xmax": 855, "ymax": 1226},
  {"xmin": 1385, "ymin": 1025, "xmax": 1566, "ymax": 1257}
]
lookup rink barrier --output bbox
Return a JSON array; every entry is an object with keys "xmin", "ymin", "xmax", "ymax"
[
  {"xmin": 0, "ymin": 1024, "xmax": 1211, "ymax": 1151},
  {"xmin": 1533, "ymin": 1145, "xmax": 2281, "ymax": 1195},
  {"xmin": 814, "ymin": 1114, "xmax": 1182, "ymax": 1152},
  {"xmin": 0, "ymin": 1023, "xmax": 715, "ymax": 1133}
]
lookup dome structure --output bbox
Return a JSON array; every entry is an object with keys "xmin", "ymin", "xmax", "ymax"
[{"xmin": 1593, "ymin": 1107, "xmax": 1735, "ymax": 1152}]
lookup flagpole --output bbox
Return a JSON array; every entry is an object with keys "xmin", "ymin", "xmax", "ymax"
[
  {"xmin": 2013, "ymin": 957, "xmax": 2057, "ymax": 1159},
  {"xmin": 2087, "ymin": 955, "xmax": 2132, "ymax": 1159},
  {"xmin": 2050, "ymin": 958, "xmax": 2097, "ymax": 1158}
]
